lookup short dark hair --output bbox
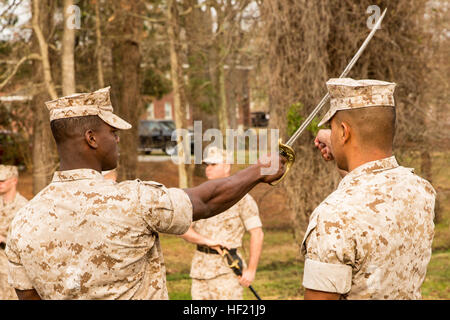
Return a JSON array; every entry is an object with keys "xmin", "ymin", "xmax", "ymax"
[
  {"xmin": 50, "ymin": 115, "xmax": 104, "ymax": 144},
  {"xmin": 334, "ymin": 106, "xmax": 396, "ymax": 151}
]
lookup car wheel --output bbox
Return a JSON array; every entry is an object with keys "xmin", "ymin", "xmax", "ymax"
[{"xmin": 164, "ymin": 142, "xmax": 177, "ymax": 156}]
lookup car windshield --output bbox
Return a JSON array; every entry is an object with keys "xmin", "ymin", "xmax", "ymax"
[
  {"xmin": 160, "ymin": 121, "xmax": 175, "ymax": 130},
  {"xmin": 139, "ymin": 121, "xmax": 161, "ymax": 135}
]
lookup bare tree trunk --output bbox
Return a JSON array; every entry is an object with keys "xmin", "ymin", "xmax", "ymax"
[
  {"xmin": 110, "ymin": 0, "xmax": 143, "ymax": 182},
  {"xmin": 183, "ymin": 0, "xmax": 217, "ymax": 177},
  {"xmin": 95, "ymin": 0, "xmax": 105, "ymax": 88},
  {"xmin": 167, "ymin": 0, "xmax": 193, "ymax": 188},
  {"xmin": 217, "ymin": 63, "xmax": 229, "ymax": 135},
  {"xmin": 32, "ymin": 91, "xmax": 58, "ymax": 194},
  {"xmin": 31, "ymin": 0, "xmax": 58, "ymax": 194},
  {"xmin": 62, "ymin": 0, "xmax": 76, "ymax": 95},
  {"xmin": 32, "ymin": 0, "xmax": 57, "ymax": 100}
]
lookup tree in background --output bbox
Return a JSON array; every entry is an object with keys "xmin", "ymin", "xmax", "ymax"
[
  {"xmin": 61, "ymin": 0, "xmax": 76, "ymax": 95},
  {"xmin": 167, "ymin": 0, "xmax": 193, "ymax": 188},
  {"xmin": 109, "ymin": 0, "xmax": 145, "ymax": 182},
  {"xmin": 261, "ymin": 0, "xmax": 338, "ymax": 246},
  {"xmin": 261, "ymin": 0, "xmax": 443, "ymax": 247},
  {"xmin": 30, "ymin": 0, "xmax": 58, "ymax": 194}
]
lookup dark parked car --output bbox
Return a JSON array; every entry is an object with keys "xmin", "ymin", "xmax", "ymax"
[
  {"xmin": 138, "ymin": 120, "xmax": 194, "ymax": 156},
  {"xmin": 251, "ymin": 112, "xmax": 269, "ymax": 127}
]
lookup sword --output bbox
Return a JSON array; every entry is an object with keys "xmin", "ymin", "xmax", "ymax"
[
  {"xmin": 221, "ymin": 248, "xmax": 262, "ymax": 300},
  {"xmin": 270, "ymin": 8, "xmax": 387, "ymax": 186}
]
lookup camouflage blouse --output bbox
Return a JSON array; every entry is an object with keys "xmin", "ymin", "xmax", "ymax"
[
  {"xmin": 302, "ymin": 157, "xmax": 436, "ymax": 299},
  {"xmin": 6, "ymin": 169, "xmax": 192, "ymax": 300}
]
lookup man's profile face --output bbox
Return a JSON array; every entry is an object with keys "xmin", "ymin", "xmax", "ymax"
[
  {"xmin": 205, "ymin": 163, "xmax": 231, "ymax": 180},
  {"xmin": 0, "ymin": 177, "xmax": 17, "ymax": 195},
  {"xmin": 94, "ymin": 121, "xmax": 120, "ymax": 171}
]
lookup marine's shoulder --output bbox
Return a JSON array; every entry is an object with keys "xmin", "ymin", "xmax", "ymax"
[
  {"xmin": 383, "ymin": 166, "xmax": 436, "ymax": 197},
  {"xmin": 240, "ymin": 193, "xmax": 257, "ymax": 206},
  {"xmin": 117, "ymin": 179, "xmax": 166, "ymax": 190},
  {"xmin": 15, "ymin": 192, "xmax": 29, "ymax": 205},
  {"xmin": 403, "ymin": 168, "xmax": 436, "ymax": 196},
  {"xmin": 312, "ymin": 189, "xmax": 355, "ymax": 222}
]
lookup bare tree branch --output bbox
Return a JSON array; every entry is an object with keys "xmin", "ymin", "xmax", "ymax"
[{"xmin": 0, "ymin": 53, "xmax": 41, "ymax": 90}]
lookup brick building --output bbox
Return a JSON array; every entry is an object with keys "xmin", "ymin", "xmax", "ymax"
[{"xmin": 141, "ymin": 91, "xmax": 252, "ymax": 130}]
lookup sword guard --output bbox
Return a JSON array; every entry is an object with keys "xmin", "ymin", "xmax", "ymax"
[{"xmin": 270, "ymin": 139, "xmax": 296, "ymax": 186}]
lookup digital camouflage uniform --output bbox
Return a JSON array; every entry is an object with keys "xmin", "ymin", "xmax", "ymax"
[
  {"xmin": 6, "ymin": 169, "xmax": 192, "ymax": 299},
  {"xmin": 5, "ymin": 87, "xmax": 193, "ymax": 300},
  {"xmin": 190, "ymin": 194, "xmax": 261, "ymax": 300},
  {"xmin": 301, "ymin": 157, "xmax": 435, "ymax": 299},
  {"xmin": 302, "ymin": 78, "xmax": 436, "ymax": 299},
  {"xmin": 1, "ymin": 193, "xmax": 28, "ymax": 300},
  {"xmin": 0, "ymin": 165, "xmax": 28, "ymax": 300}
]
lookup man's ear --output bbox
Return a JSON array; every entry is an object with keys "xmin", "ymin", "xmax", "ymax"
[
  {"xmin": 341, "ymin": 121, "xmax": 351, "ymax": 144},
  {"xmin": 85, "ymin": 129, "xmax": 98, "ymax": 149}
]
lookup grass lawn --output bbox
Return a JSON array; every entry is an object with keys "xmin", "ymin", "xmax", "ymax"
[{"xmin": 162, "ymin": 230, "xmax": 450, "ymax": 300}]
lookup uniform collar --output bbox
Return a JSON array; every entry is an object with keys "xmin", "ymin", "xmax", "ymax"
[
  {"xmin": 52, "ymin": 169, "xmax": 104, "ymax": 182},
  {"xmin": 1, "ymin": 192, "xmax": 19, "ymax": 206},
  {"xmin": 339, "ymin": 156, "xmax": 399, "ymax": 188}
]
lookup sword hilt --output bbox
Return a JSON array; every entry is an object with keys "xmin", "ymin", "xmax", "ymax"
[
  {"xmin": 270, "ymin": 139, "xmax": 296, "ymax": 186},
  {"xmin": 220, "ymin": 249, "xmax": 263, "ymax": 300}
]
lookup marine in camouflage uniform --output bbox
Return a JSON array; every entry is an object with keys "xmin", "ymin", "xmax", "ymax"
[
  {"xmin": 5, "ymin": 87, "xmax": 285, "ymax": 300},
  {"xmin": 304, "ymin": 78, "xmax": 436, "ymax": 300},
  {"xmin": 0, "ymin": 165, "xmax": 28, "ymax": 300},
  {"xmin": 181, "ymin": 147, "xmax": 264, "ymax": 300}
]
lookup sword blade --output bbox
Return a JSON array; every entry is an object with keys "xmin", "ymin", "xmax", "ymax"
[
  {"xmin": 285, "ymin": 8, "xmax": 387, "ymax": 147},
  {"xmin": 249, "ymin": 285, "xmax": 262, "ymax": 300}
]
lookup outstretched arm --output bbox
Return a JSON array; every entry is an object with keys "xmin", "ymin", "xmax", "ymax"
[
  {"xmin": 184, "ymin": 155, "xmax": 285, "ymax": 221},
  {"xmin": 304, "ymin": 288, "xmax": 341, "ymax": 300},
  {"xmin": 15, "ymin": 289, "xmax": 41, "ymax": 300}
]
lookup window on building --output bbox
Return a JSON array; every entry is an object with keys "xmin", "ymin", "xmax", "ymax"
[
  {"xmin": 147, "ymin": 102, "xmax": 154, "ymax": 119},
  {"xmin": 164, "ymin": 102, "xmax": 172, "ymax": 120}
]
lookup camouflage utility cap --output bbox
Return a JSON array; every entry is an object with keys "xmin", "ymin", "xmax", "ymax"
[
  {"xmin": 319, "ymin": 78, "xmax": 396, "ymax": 126},
  {"xmin": 203, "ymin": 146, "xmax": 233, "ymax": 164},
  {"xmin": 0, "ymin": 165, "xmax": 18, "ymax": 181},
  {"xmin": 45, "ymin": 87, "xmax": 132, "ymax": 130}
]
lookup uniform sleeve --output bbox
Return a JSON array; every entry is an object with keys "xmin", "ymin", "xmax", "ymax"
[
  {"xmin": 5, "ymin": 235, "xmax": 34, "ymax": 290},
  {"xmin": 239, "ymin": 195, "xmax": 262, "ymax": 231},
  {"xmin": 139, "ymin": 181, "xmax": 192, "ymax": 235},
  {"xmin": 301, "ymin": 210, "xmax": 355, "ymax": 295}
]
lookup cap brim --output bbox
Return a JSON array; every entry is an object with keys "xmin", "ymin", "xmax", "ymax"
[
  {"xmin": 0, "ymin": 174, "xmax": 15, "ymax": 180},
  {"xmin": 98, "ymin": 112, "xmax": 132, "ymax": 130},
  {"xmin": 318, "ymin": 108, "xmax": 337, "ymax": 127},
  {"xmin": 202, "ymin": 158, "xmax": 222, "ymax": 164}
]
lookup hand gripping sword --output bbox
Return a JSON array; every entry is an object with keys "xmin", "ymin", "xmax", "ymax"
[
  {"xmin": 221, "ymin": 248, "xmax": 262, "ymax": 300},
  {"xmin": 270, "ymin": 8, "xmax": 387, "ymax": 186}
]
